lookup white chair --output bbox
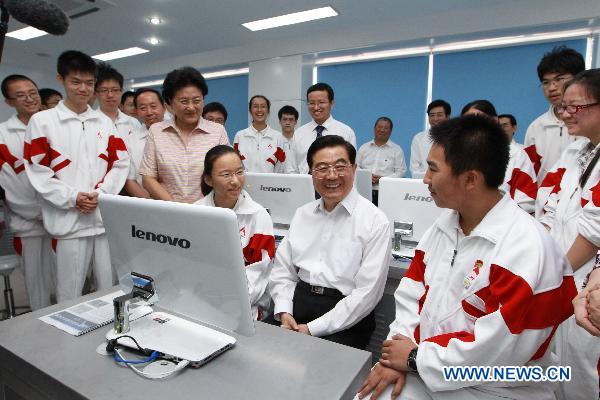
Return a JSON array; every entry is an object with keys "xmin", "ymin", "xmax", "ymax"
[{"xmin": 0, "ymin": 255, "xmax": 19, "ymax": 319}]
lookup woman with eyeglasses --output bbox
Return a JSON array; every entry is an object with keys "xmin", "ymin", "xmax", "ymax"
[
  {"xmin": 195, "ymin": 145, "xmax": 275, "ymax": 321},
  {"xmin": 139, "ymin": 67, "xmax": 229, "ymax": 203},
  {"xmin": 538, "ymin": 69, "xmax": 600, "ymax": 400}
]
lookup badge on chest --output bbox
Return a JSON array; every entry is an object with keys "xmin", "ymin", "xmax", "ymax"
[{"xmin": 463, "ymin": 259, "xmax": 483, "ymax": 290}]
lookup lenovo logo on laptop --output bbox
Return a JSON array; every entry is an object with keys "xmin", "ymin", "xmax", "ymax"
[
  {"xmin": 260, "ymin": 185, "xmax": 291, "ymax": 193},
  {"xmin": 131, "ymin": 225, "xmax": 191, "ymax": 249},
  {"xmin": 403, "ymin": 193, "xmax": 433, "ymax": 202}
]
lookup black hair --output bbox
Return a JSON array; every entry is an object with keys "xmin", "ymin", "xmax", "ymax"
[
  {"xmin": 498, "ymin": 114, "xmax": 517, "ymax": 126},
  {"xmin": 1, "ymin": 74, "xmax": 37, "ymax": 98},
  {"xmin": 201, "ymin": 145, "xmax": 241, "ymax": 196},
  {"xmin": 374, "ymin": 116, "xmax": 393, "ymax": 130},
  {"xmin": 307, "ymin": 82, "xmax": 334, "ymax": 102},
  {"xmin": 202, "ymin": 102, "xmax": 228, "ymax": 122},
  {"xmin": 57, "ymin": 50, "xmax": 97, "ymax": 78},
  {"xmin": 133, "ymin": 88, "xmax": 164, "ymax": 108},
  {"xmin": 537, "ymin": 46, "xmax": 585, "ymax": 82},
  {"xmin": 95, "ymin": 62, "xmax": 124, "ymax": 89},
  {"xmin": 427, "ymin": 99, "xmax": 451, "ymax": 116},
  {"xmin": 306, "ymin": 135, "xmax": 356, "ymax": 170},
  {"xmin": 162, "ymin": 67, "xmax": 208, "ymax": 105},
  {"xmin": 249, "ymin": 95, "xmax": 270, "ymax": 112},
  {"xmin": 38, "ymin": 88, "xmax": 62, "ymax": 106},
  {"xmin": 461, "ymin": 99, "xmax": 497, "ymax": 117},
  {"xmin": 429, "ymin": 115, "xmax": 509, "ymax": 188},
  {"xmin": 120, "ymin": 90, "xmax": 135, "ymax": 105},
  {"xmin": 562, "ymin": 69, "xmax": 600, "ymax": 188},
  {"xmin": 278, "ymin": 105, "xmax": 298, "ymax": 120}
]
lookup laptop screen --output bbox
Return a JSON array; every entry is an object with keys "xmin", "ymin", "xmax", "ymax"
[{"xmin": 99, "ymin": 194, "xmax": 255, "ymax": 336}]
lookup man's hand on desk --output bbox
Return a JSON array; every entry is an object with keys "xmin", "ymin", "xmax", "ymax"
[
  {"xmin": 279, "ymin": 312, "xmax": 299, "ymax": 331},
  {"xmin": 297, "ymin": 324, "xmax": 311, "ymax": 335},
  {"xmin": 358, "ymin": 362, "xmax": 406, "ymax": 400},
  {"xmin": 379, "ymin": 333, "xmax": 417, "ymax": 372}
]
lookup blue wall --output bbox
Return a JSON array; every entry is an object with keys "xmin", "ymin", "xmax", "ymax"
[
  {"xmin": 318, "ymin": 56, "xmax": 429, "ymax": 166},
  {"xmin": 205, "ymin": 74, "xmax": 249, "ymax": 143},
  {"xmin": 432, "ymin": 39, "xmax": 586, "ymax": 144}
]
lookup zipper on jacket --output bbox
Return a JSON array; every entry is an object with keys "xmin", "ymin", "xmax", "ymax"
[{"xmin": 560, "ymin": 126, "xmax": 563, "ymax": 137}]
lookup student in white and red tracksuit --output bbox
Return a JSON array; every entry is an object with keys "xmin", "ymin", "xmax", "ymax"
[
  {"xmin": 462, "ymin": 100, "xmax": 537, "ymax": 213},
  {"xmin": 538, "ymin": 69, "xmax": 600, "ymax": 400},
  {"xmin": 233, "ymin": 95, "xmax": 287, "ymax": 173},
  {"xmin": 0, "ymin": 75, "xmax": 54, "ymax": 310},
  {"xmin": 24, "ymin": 51, "xmax": 129, "ymax": 303},
  {"xmin": 195, "ymin": 145, "xmax": 274, "ymax": 320},
  {"xmin": 524, "ymin": 46, "xmax": 585, "ymax": 185},
  {"xmin": 359, "ymin": 115, "xmax": 576, "ymax": 400}
]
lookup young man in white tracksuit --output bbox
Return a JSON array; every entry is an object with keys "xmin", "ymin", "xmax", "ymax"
[
  {"xmin": 0, "ymin": 75, "xmax": 53, "ymax": 310},
  {"xmin": 359, "ymin": 115, "xmax": 576, "ymax": 400},
  {"xmin": 524, "ymin": 46, "xmax": 585, "ymax": 190},
  {"xmin": 24, "ymin": 50, "xmax": 129, "ymax": 302}
]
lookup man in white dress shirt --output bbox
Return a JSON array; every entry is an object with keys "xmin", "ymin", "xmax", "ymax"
[
  {"xmin": 498, "ymin": 114, "xmax": 520, "ymax": 146},
  {"xmin": 410, "ymin": 100, "xmax": 451, "ymax": 179},
  {"xmin": 291, "ymin": 83, "xmax": 356, "ymax": 173},
  {"xmin": 269, "ymin": 135, "xmax": 391, "ymax": 349},
  {"xmin": 357, "ymin": 116, "xmax": 406, "ymax": 205}
]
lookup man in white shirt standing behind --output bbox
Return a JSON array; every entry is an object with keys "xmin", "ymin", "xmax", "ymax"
[
  {"xmin": 357, "ymin": 116, "xmax": 406, "ymax": 205},
  {"xmin": 410, "ymin": 100, "xmax": 451, "ymax": 179},
  {"xmin": 292, "ymin": 83, "xmax": 356, "ymax": 173},
  {"xmin": 269, "ymin": 135, "xmax": 391, "ymax": 349}
]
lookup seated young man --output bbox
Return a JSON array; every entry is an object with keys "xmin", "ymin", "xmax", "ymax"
[
  {"xmin": 358, "ymin": 115, "xmax": 576, "ymax": 400},
  {"xmin": 269, "ymin": 135, "xmax": 391, "ymax": 349}
]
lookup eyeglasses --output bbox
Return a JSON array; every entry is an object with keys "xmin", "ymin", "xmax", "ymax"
[
  {"xmin": 312, "ymin": 163, "xmax": 351, "ymax": 178},
  {"xmin": 541, "ymin": 75, "xmax": 571, "ymax": 88},
  {"xmin": 8, "ymin": 92, "xmax": 40, "ymax": 101},
  {"xmin": 308, "ymin": 101, "xmax": 330, "ymax": 108},
  {"xmin": 556, "ymin": 103, "xmax": 600, "ymax": 115},
  {"xmin": 96, "ymin": 88, "xmax": 122, "ymax": 95},
  {"xmin": 216, "ymin": 169, "xmax": 244, "ymax": 180},
  {"xmin": 176, "ymin": 97, "xmax": 203, "ymax": 107}
]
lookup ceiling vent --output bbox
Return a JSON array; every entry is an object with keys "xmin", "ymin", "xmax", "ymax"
[{"xmin": 51, "ymin": 0, "xmax": 115, "ymax": 19}]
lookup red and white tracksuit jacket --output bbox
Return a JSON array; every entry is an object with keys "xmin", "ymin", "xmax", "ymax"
[
  {"xmin": 195, "ymin": 189, "xmax": 274, "ymax": 320},
  {"xmin": 539, "ymin": 139, "xmax": 600, "ymax": 400},
  {"xmin": 524, "ymin": 106, "xmax": 578, "ymax": 184},
  {"xmin": 390, "ymin": 194, "xmax": 576, "ymax": 398},
  {"xmin": 501, "ymin": 141, "xmax": 537, "ymax": 214},
  {"xmin": 233, "ymin": 125, "xmax": 287, "ymax": 173},
  {"xmin": 24, "ymin": 101, "xmax": 129, "ymax": 239},
  {"xmin": 0, "ymin": 115, "xmax": 45, "ymax": 237}
]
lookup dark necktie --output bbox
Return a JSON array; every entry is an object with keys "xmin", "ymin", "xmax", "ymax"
[{"xmin": 315, "ymin": 125, "xmax": 325, "ymax": 138}]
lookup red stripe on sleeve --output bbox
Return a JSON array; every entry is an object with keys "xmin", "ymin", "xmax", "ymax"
[
  {"xmin": 0, "ymin": 144, "xmax": 24, "ymax": 174},
  {"xmin": 530, "ymin": 325, "xmax": 558, "ymax": 361},
  {"xmin": 274, "ymin": 147, "xmax": 286, "ymax": 163},
  {"xmin": 507, "ymin": 168, "xmax": 538, "ymax": 200},
  {"xmin": 524, "ymin": 144, "xmax": 542, "ymax": 176},
  {"xmin": 12, "ymin": 237, "xmax": 22, "ymax": 256},
  {"xmin": 489, "ymin": 264, "xmax": 576, "ymax": 334},
  {"xmin": 588, "ymin": 181, "xmax": 600, "ymax": 207},
  {"xmin": 461, "ymin": 299, "xmax": 487, "ymax": 319},
  {"xmin": 539, "ymin": 168, "xmax": 566, "ymax": 193},
  {"xmin": 424, "ymin": 331, "xmax": 475, "ymax": 347},
  {"xmin": 266, "ymin": 158, "xmax": 276, "ymax": 166},
  {"xmin": 414, "ymin": 325, "xmax": 421, "ymax": 344},
  {"xmin": 404, "ymin": 249, "xmax": 426, "ymax": 283},
  {"xmin": 242, "ymin": 233, "xmax": 275, "ymax": 265},
  {"xmin": 96, "ymin": 135, "xmax": 127, "ymax": 187}
]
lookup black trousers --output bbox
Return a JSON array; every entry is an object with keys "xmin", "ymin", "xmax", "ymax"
[{"xmin": 292, "ymin": 281, "xmax": 375, "ymax": 350}]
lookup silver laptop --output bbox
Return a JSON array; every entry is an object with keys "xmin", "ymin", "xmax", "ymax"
[
  {"xmin": 106, "ymin": 311, "xmax": 235, "ymax": 368},
  {"xmin": 98, "ymin": 194, "xmax": 255, "ymax": 337}
]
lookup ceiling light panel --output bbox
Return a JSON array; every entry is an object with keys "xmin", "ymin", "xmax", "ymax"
[
  {"xmin": 92, "ymin": 47, "xmax": 149, "ymax": 61},
  {"xmin": 242, "ymin": 6, "xmax": 338, "ymax": 32},
  {"xmin": 6, "ymin": 26, "xmax": 48, "ymax": 40}
]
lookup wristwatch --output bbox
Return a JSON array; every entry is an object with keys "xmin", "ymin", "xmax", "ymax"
[{"xmin": 407, "ymin": 347, "xmax": 418, "ymax": 373}]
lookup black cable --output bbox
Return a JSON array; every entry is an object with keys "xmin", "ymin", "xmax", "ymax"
[{"xmin": 106, "ymin": 335, "xmax": 154, "ymax": 356}]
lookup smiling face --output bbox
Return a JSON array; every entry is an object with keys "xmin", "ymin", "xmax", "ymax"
[
  {"xmin": 95, "ymin": 78, "xmax": 122, "ymax": 113},
  {"xmin": 136, "ymin": 91, "xmax": 165, "ymax": 129},
  {"xmin": 250, "ymin": 96, "xmax": 269, "ymax": 125},
  {"xmin": 168, "ymin": 85, "xmax": 204, "ymax": 129},
  {"xmin": 423, "ymin": 143, "xmax": 465, "ymax": 210},
  {"xmin": 311, "ymin": 145, "xmax": 356, "ymax": 211},
  {"xmin": 58, "ymin": 71, "xmax": 95, "ymax": 111},
  {"xmin": 560, "ymin": 83, "xmax": 600, "ymax": 143},
  {"xmin": 374, "ymin": 119, "xmax": 392, "ymax": 143},
  {"xmin": 204, "ymin": 152, "xmax": 245, "ymax": 208},
  {"xmin": 4, "ymin": 79, "xmax": 40, "ymax": 118},
  {"xmin": 427, "ymin": 106, "xmax": 448, "ymax": 128},
  {"xmin": 307, "ymin": 90, "xmax": 333, "ymax": 125},
  {"xmin": 121, "ymin": 95, "xmax": 137, "ymax": 117}
]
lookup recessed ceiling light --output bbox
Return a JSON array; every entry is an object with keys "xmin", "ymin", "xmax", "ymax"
[
  {"xmin": 6, "ymin": 26, "xmax": 48, "ymax": 40},
  {"xmin": 149, "ymin": 37, "xmax": 160, "ymax": 45},
  {"xmin": 149, "ymin": 17, "xmax": 162, "ymax": 25},
  {"xmin": 242, "ymin": 6, "xmax": 338, "ymax": 32},
  {"xmin": 92, "ymin": 47, "xmax": 149, "ymax": 61}
]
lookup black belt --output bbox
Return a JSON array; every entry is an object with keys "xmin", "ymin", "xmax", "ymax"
[{"xmin": 297, "ymin": 280, "xmax": 343, "ymax": 298}]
